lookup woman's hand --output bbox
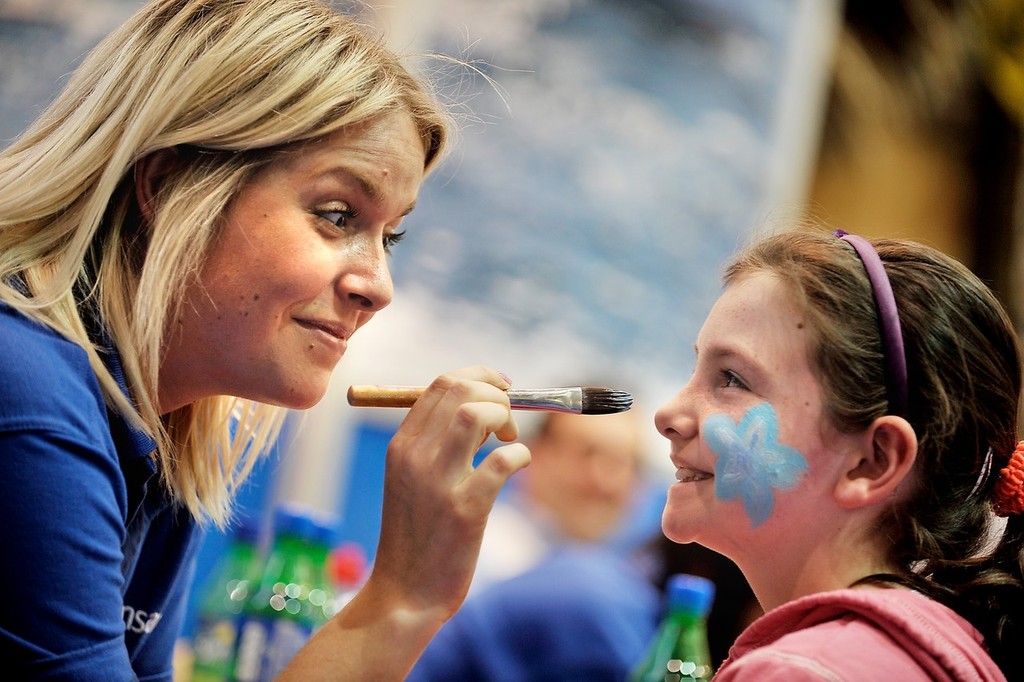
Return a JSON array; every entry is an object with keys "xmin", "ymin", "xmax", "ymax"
[
  {"xmin": 280, "ymin": 366, "xmax": 530, "ymax": 681},
  {"xmin": 367, "ymin": 366, "xmax": 531, "ymax": 620}
]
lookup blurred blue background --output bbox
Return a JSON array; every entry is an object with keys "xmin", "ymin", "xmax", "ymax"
[
  {"xmin": 0, "ymin": 0, "xmax": 836, "ymax": 647},
  {"xmin": 0, "ymin": 0, "xmax": 839, "ymax": 642},
  {"xmin": 5, "ymin": 4, "xmax": 1024, "ymax": 679}
]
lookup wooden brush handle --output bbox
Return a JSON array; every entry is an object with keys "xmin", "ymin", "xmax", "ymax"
[
  {"xmin": 346, "ymin": 385, "xmax": 606, "ymax": 413},
  {"xmin": 347, "ymin": 385, "xmax": 425, "ymax": 407}
]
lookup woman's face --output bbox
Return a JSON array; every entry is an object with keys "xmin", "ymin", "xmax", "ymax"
[
  {"xmin": 160, "ymin": 110, "xmax": 425, "ymax": 412},
  {"xmin": 654, "ymin": 271, "xmax": 853, "ymax": 560}
]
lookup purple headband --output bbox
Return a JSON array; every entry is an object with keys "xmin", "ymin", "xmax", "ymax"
[{"xmin": 834, "ymin": 229, "xmax": 909, "ymax": 418}]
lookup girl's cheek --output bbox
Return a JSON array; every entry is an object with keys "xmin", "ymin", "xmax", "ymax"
[{"xmin": 704, "ymin": 401, "xmax": 809, "ymax": 527}]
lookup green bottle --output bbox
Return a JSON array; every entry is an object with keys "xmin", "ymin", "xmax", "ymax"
[
  {"xmin": 190, "ymin": 518, "xmax": 264, "ymax": 682},
  {"xmin": 233, "ymin": 505, "xmax": 334, "ymax": 682},
  {"xmin": 629, "ymin": 573, "xmax": 716, "ymax": 682},
  {"xmin": 305, "ymin": 511, "xmax": 339, "ymax": 627}
]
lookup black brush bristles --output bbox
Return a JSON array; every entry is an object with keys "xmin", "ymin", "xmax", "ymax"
[{"xmin": 580, "ymin": 387, "xmax": 634, "ymax": 414}]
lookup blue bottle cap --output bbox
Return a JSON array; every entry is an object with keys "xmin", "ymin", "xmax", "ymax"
[
  {"xmin": 273, "ymin": 504, "xmax": 341, "ymax": 544},
  {"xmin": 667, "ymin": 573, "xmax": 715, "ymax": 616},
  {"xmin": 308, "ymin": 511, "xmax": 340, "ymax": 547},
  {"xmin": 273, "ymin": 504, "xmax": 314, "ymax": 538}
]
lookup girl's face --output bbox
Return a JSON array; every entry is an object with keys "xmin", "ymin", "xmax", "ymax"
[
  {"xmin": 655, "ymin": 271, "xmax": 853, "ymax": 560},
  {"xmin": 159, "ymin": 110, "xmax": 425, "ymax": 412}
]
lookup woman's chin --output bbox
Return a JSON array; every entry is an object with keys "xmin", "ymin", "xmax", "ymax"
[
  {"xmin": 240, "ymin": 379, "xmax": 329, "ymax": 410},
  {"xmin": 281, "ymin": 388, "xmax": 328, "ymax": 410}
]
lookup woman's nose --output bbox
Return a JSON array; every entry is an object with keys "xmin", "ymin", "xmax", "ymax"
[{"xmin": 336, "ymin": 240, "xmax": 393, "ymax": 312}]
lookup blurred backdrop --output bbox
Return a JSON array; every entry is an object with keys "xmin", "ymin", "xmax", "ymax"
[
  {"xmin": 3, "ymin": 0, "xmax": 1023, "ymax": 666},
  {"xmin": 279, "ymin": 0, "xmax": 840, "ymax": 556}
]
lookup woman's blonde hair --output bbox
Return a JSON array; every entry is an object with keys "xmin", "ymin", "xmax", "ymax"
[{"xmin": 0, "ymin": 0, "xmax": 452, "ymax": 526}]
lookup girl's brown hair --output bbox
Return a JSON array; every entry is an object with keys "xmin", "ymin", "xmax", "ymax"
[{"xmin": 726, "ymin": 228, "xmax": 1024, "ymax": 676}]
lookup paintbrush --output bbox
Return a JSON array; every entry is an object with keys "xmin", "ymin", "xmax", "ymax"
[{"xmin": 347, "ymin": 385, "xmax": 633, "ymax": 415}]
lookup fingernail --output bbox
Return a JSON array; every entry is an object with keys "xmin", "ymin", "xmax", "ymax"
[{"xmin": 498, "ymin": 371, "xmax": 512, "ymax": 386}]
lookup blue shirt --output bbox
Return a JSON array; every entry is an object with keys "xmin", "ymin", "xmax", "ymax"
[
  {"xmin": 0, "ymin": 300, "xmax": 201, "ymax": 680},
  {"xmin": 407, "ymin": 545, "xmax": 662, "ymax": 682}
]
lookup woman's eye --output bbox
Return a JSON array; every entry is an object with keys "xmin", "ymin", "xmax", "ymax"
[
  {"xmin": 317, "ymin": 206, "xmax": 356, "ymax": 228},
  {"xmin": 383, "ymin": 230, "xmax": 406, "ymax": 254}
]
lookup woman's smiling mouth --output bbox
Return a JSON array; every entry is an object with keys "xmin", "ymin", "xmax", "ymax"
[
  {"xmin": 295, "ymin": 318, "xmax": 352, "ymax": 358},
  {"xmin": 295, "ymin": 317, "xmax": 350, "ymax": 341}
]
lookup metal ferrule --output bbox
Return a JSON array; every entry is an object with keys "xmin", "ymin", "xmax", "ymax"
[{"xmin": 507, "ymin": 387, "xmax": 582, "ymax": 413}]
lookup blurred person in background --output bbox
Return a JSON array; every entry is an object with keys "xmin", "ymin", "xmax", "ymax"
[
  {"xmin": 0, "ymin": 1, "xmax": 532, "ymax": 680},
  {"xmin": 407, "ymin": 403, "xmax": 731, "ymax": 681},
  {"xmin": 408, "ymin": 532, "xmax": 760, "ymax": 681},
  {"xmin": 471, "ymin": 404, "xmax": 654, "ymax": 594}
]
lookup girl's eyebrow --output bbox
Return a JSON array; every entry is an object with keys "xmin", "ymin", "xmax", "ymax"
[{"xmin": 694, "ymin": 343, "xmax": 744, "ymax": 364}]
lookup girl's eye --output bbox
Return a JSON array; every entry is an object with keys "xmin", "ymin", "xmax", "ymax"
[
  {"xmin": 720, "ymin": 370, "xmax": 748, "ymax": 390},
  {"xmin": 383, "ymin": 229, "xmax": 406, "ymax": 254}
]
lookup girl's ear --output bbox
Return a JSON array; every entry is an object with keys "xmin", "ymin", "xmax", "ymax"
[
  {"xmin": 834, "ymin": 416, "xmax": 917, "ymax": 509},
  {"xmin": 134, "ymin": 148, "xmax": 180, "ymax": 224}
]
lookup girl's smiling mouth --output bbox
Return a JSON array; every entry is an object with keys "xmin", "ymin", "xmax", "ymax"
[{"xmin": 675, "ymin": 466, "xmax": 713, "ymax": 483}]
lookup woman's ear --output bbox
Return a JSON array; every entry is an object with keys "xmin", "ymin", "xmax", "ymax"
[
  {"xmin": 834, "ymin": 416, "xmax": 917, "ymax": 509},
  {"xmin": 134, "ymin": 148, "xmax": 180, "ymax": 224}
]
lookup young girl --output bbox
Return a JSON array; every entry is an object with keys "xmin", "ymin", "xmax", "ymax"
[
  {"xmin": 0, "ymin": 1, "xmax": 529, "ymax": 679},
  {"xmin": 656, "ymin": 228, "xmax": 1024, "ymax": 680}
]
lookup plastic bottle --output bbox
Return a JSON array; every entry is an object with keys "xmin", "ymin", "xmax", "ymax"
[
  {"xmin": 629, "ymin": 573, "xmax": 716, "ymax": 682},
  {"xmin": 189, "ymin": 517, "xmax": 264, "ymax": 682},
  {"xmin": 233, "ymin": 505, "xmax": 330, "ymax": 682},
  {"xmin": 306, "ymin": 511, "xmax": 340, "ymax": 626}
]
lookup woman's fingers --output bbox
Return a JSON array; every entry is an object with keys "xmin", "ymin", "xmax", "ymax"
[
  {"xmin": 434, "ymin": 399, "xmax": 518, "ymax": 463},
  {"xmin": 370, "ymin": 366, "xmax": 532, "ymax": 617},
  {"xmin": 402, "ymin": 366, "xmax": 510, "ymax": 428},
  {"xmin": 458, "ymin": 442, "xmax": 531, "ymax": 515},
  {"xmin": 387, "ymin": 367, "xmax": 516, "ymax": 473}
]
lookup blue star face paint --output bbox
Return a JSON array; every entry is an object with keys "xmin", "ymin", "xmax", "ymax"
[{"xmin": 704, "ymin": 402, "xmax": 808, "ymax": 527}]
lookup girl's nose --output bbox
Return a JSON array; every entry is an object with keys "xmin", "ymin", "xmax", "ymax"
[{"xmin": 655, "ymin": 385, "xmax": 699, "ymax": 441}]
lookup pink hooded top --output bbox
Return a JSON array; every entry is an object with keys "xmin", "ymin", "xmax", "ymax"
[{"xmin": 714, "ymin": 588, "xmax": 1005, "ymax": 681}]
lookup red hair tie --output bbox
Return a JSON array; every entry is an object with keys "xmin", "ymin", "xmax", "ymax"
[{"xmin": 993, "ymin": 441, "xmax": 1024, "ymax": 517}]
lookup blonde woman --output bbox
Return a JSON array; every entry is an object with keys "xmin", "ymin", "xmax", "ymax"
[{"xmin": 0, "ymin": 1, "xmax": 530, "ymax": 679}]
